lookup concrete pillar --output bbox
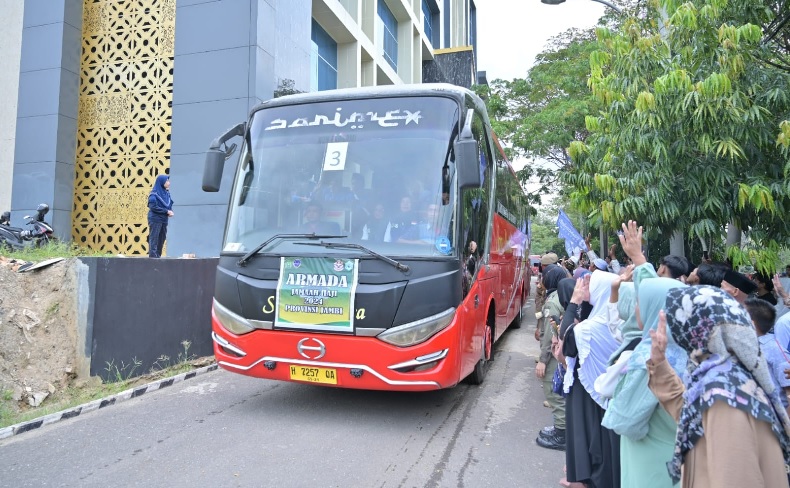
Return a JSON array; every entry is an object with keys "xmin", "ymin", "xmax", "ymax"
[
  {"xmin": 0, "ymin": 0, "xmax": 24, "ymax": 214},
  {"xmin": 168, "ymin": 0, "xmax": 311, "ymax": 257},
  {"xmin": 12, "ymin": 0, "xmax": 83, "ymax": 238}
]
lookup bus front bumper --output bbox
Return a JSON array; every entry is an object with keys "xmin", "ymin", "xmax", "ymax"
[{"xmin": 211, "ymin": 320, "xmax": 463, "ymax": 391}]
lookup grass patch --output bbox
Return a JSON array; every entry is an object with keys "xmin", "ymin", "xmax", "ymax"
[
  {"xmin": 0, "ymin": 356, "xmax": 215, "ymax": 430},
  {"xmin": 44, "ymin": 302, "xmax": 60, "ymax": 320},
  {"xmin": 4, "ymin": 240, "xmax": 112, "ymax": 262}
]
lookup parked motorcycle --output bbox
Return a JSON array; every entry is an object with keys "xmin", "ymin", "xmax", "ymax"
[{"xmin": 0, "ymin": 204, "xmax": 56, "ymax": 251}]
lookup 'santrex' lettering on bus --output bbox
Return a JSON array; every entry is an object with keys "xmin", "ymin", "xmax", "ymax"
[{"xmin": 264, "ymin": 108, "xmax": 422, "ymax": 131}]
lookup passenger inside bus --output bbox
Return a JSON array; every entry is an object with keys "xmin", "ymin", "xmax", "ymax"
[
  {"xmin": 301, "ymin": 202, "xmax": 342, "ymax": 234},
  {"xmin": 466, "ymin": 240, "xmax": 479, "ymax": 275},
  {"xmin": 397, "ymin": 202, "xmax": 440, "ymax": 245},
  {"xmin": 360, "ymin": 202, "xmax": 389, "ymax": 242},
  {"xmin": 387, "ymin": 196, "xmax": 419, "ymax": 242}
]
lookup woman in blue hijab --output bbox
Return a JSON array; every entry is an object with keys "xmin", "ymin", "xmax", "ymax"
[{"xmin": 148, "ymin": 174, "xmax": 173, "ymax": 257}]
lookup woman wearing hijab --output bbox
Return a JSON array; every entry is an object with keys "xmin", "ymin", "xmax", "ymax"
[
  {"xmin": 536, "ymin": 274, "xmax": 573, "ymax": 450},
  {"xmin": 561, "ymin": 269, "xmax": 622, "ymax": 488},
  {"xmin": 602, "ymin": 278, "xmax": 688, "ymax": 488},
  {"xmin": 649, "ymin": 286, "xmax": 790, "ymax": 487},
  {"xmin": 148, "ymin": 174, "xmax": 173, "ymax": 258}
]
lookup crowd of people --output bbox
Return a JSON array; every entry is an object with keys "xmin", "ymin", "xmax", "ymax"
[{"xmin": 532, "ymin": 220, "xmax": 790, "ymax": 488}]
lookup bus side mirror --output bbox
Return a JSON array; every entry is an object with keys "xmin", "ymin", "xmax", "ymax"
[
  {"xmin": 202, "ymin": 149, "xmax": 226, "ymax": 192},
  {"xmin": 202, "ymin": 122, "xmax": 246, "ymax": 192},
  {"xmin": 455, "ymin": 138, "xmax": 481, "ymax": 189},
  {"xmin": 455, "ymin": 109, "xmax": 481, "ymax": 189}
]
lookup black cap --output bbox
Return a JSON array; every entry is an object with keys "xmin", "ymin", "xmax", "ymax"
[{"xmin": 723, "ymin": 269, "xmax": 757, "ymax": 295}]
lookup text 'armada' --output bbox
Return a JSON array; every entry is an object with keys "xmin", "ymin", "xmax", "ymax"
[{"xmin": 285, "ymin": 274, "xmax": 349, "ymax": 288}]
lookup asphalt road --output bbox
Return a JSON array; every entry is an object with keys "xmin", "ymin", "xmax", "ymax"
[{"xmin": 0, "ymin": 282, "xmax": 565, "ymax": 488}]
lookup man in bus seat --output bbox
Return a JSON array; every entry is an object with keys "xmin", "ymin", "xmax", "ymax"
[
  {"xmin": 388, "ymin": 195, "xmax": 419, "ymax": 242},
  {"xmin": 466, "ymin": 240, "xmax": 479, "ymax": 275},
  {"xmin": 301, "ymin": 203, "xmax": 342, "ymax": 235},
  {"xmin": 361, "ymin": 202, "xmax": 390, "ymax": 242},
  {"xmin": 397, "ymin": 203, "xmax": 441, "ymax": 244}
]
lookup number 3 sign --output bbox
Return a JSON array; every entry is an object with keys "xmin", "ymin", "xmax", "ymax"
[{"xmin": 323, "ymin": 142, "xmax": 348, "ymax": 171}]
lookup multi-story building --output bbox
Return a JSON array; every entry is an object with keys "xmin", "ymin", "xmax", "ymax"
[{"xmin": 2, "ymin": 0, "xmax": 480, "ymax": 258}]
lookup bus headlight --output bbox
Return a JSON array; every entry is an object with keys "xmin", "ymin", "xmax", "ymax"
[
  {"xmin": 377, "ymin": 308, "xmax": 455, "ymax": 347},
  {"xmin": 213, "ymin": 299, "xmax": 255, "ymax": 335}
]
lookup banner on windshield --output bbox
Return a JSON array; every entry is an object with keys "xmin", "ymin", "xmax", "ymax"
[{"xmin": 274, "ymin": 257, "xmax": 359, "ymax": 332}]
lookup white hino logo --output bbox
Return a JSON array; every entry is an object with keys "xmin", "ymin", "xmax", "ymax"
[{"xmin": 297, "ymin": 338, "xmax": 326, "ymax": 360}]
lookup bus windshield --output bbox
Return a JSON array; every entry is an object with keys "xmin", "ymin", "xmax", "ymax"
[{"xmin": 223, "ymin": 96, "xmax": 460, "ymax": 258}]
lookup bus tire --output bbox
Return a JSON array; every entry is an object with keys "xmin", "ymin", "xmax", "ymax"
[
  {"xmin": 510, "ymin": 304, "xmax": 522, "ymax": 329},
  {"xmin": 511, "ymin": 287, "xmax": 524, "ymax": 329},
  {"xmin": 467, "ymin": 322, "xmax": 492, "ymax": 385}
]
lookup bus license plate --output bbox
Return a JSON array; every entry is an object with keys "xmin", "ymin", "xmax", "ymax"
[{"xmin": 289, "ymin": 365, "xmax": 337, "ymax": 385}]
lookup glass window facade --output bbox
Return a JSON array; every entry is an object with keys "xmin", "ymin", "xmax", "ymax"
[
  {"xmin": 422, "ymin": 0, "xmax": 433, "ymax": 44},
  {"xmin": 311, "ymin": 20, "xmax": 337, "ymax": 91},
  {"xmin": 378, "ymin": 1, "xmax": 398, "ymax": 71},
  {"xmin": 470, "ymin": 2, "xmax": 477, "ymax": 61}
]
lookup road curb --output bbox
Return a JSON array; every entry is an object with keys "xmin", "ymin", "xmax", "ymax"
[{"xmin": 0, "ymin": 363, "xmax": 219, "ymax": 440}]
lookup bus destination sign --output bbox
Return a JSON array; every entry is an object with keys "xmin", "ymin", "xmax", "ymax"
[{"xmin": 274, "ymin": 257, "xmax": 359, "ymax": 332}]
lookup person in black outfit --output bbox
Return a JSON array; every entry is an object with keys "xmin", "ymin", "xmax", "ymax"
[
  {"xmin": 559, "ymin": 273, "xmax": 621, "ymax": 488},
  {"xmin": 361, "ymin": 202, "xmax": 389, "ymax": 242},
  {"xmin": 753, "ymin": 272, "xmax": 778, "ymax": 305},
  {"xmin": 147, "ymin": 174, "xmax": 173, "ymax": 258},
  {"xmin": 466, "ymin": 240, "xmax": 479, "ymax": 275}
]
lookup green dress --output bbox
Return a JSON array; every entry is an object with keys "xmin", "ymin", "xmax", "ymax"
[{"xmin": 620, "ymin": 405, "xmax": 679, "ymax": 487}]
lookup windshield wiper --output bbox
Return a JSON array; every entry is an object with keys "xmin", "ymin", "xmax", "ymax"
[
  {"xmin": 237, "ymin": 233, "xmax": 346, "ymax": 267},
  {"xmin": 296, "ymin": 241, "xmax": 410, "ymax": 273}
]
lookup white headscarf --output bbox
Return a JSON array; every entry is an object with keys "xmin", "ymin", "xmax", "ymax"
[{"xmin": 563, "ymin": 270, "xmax": 621, "ymax": 408}]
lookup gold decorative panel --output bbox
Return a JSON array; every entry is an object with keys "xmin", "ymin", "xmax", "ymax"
[{"xmin": 73, "ymin": 0, "xmax": 175, "ymax": 255}]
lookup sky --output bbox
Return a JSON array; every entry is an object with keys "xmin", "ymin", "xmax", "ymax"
[
  {"xmin": 475, "ymin": 0, "xmax": 609, "ymax": 81},
  {"xmin": 473, "ymin": 0, "xmax": 610, "ymax": 184}
]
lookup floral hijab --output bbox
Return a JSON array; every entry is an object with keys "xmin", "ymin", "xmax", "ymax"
[{"xmin": 663, "ymin": 285, "xmax": 790, "ymax": 484}]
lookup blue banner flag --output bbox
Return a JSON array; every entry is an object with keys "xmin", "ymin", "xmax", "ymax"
[{"xmin": 556, "ymin": 210, "xmax": 588, "ymax": 258}]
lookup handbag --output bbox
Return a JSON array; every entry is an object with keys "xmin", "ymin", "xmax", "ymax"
[{"xmin": 552, "ymin": 363, "xmax": 567, "ymax": 397}]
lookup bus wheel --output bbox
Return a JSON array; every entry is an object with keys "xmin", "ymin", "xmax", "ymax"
[
  {"xmin": 511, "ymin": 294, "xmax": 523, "ymax": 330},
  {"xmin": 467, "ymin": 323, "xmax": 492, "ymax": 385}
]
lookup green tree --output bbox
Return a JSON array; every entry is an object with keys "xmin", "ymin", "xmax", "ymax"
[
  {"xmin": 475, "ymin": 29, "xmax": 605, "ymax": 207},
  {"xmin": 564, "ymin": 0, "xmax": 790, "ymax": 272}
]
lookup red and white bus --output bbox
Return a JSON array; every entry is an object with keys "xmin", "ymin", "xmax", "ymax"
[{"xmin": 203, "ymin": 84, "xmax": 530, "ymax": 391}]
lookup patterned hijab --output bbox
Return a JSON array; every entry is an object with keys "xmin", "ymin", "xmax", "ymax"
[
  {"xmin": 663, "ymin": 285, "xmax": 790, "ymax": 484},
  {"xmin": 150, "ymin": 174, "xmax": 172, "ymax": 208}
]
